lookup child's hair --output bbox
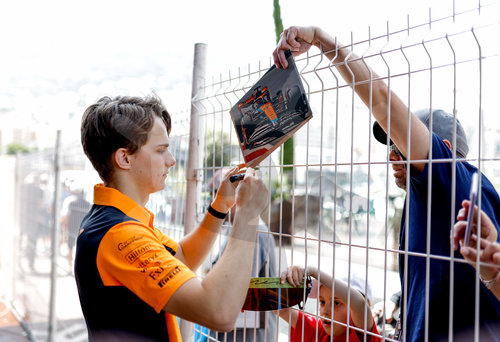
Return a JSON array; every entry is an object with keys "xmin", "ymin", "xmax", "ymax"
[{"xmin": 81, "ymin": 94, "xmax": 171, "ymax": 183}]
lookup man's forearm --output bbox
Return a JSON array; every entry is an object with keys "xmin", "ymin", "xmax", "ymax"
[
  {"xmin": 200, "ymin": 214, "xmax": 259, "ymax": 321},
  {"xmin": 311, "ymin": 26, "xmax": 427, "ymax": 163},
  {"xmin": 178, "ymin": 212, "xmax": 225, "ymax": 270}
]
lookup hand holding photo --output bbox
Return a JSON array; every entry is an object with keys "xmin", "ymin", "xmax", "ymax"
[
  {"xmin": 229, "ymin": 50, "xmax": 313, "ymax": 167},
  {"xmin": 241, "ymin": 277, "xmax": 312, "ymax": 311}
]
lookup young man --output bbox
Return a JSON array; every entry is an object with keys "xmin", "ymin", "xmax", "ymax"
[
  {"xmin": 76, "ymin": 95, "xmax": 268, "ymax": 341},
  {"xmin": 273, "ymin": 26, "xmax": 500, "ymax": 341}
]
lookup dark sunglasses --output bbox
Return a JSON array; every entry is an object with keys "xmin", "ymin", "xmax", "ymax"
[{"xmin": 242, "ymin": 276, "xmax": 312, "ymax": 311}]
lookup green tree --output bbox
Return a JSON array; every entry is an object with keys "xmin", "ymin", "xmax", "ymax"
[
  {"xmin": 273, "ymin": 0, "xmax": 293, "ymax": 190},
  {"xmin": 204, "ymin": 130, "xmax": 239, "ymax": 181},
  {"xmin": 6, "ymin": 142, "xmax": 30, "ymax": 155},
  {"xmin": 205, "ymin": 131, "xmax": 235, "ymax": 167},
  {"xmin": 273, "ymin": 0, "xmax": 283, "ymax": 43}
]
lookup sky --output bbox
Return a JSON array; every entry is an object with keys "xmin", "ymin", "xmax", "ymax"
[{"xmin": 0, "ymin": 0, "xmax": 496, "ymax": 148}]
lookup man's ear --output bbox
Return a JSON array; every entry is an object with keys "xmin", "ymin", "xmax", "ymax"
[
  {"xmin": 113, "ymin": 148, "xmax": 132, "ymax": 170},
  {"xmin": 443, "ymin": 139, "xmax": 453, "ymax": 151}
]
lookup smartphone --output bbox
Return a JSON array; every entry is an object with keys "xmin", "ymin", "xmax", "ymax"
[{"xmin": 464, "ymin": 172, "xmax": 479, "ymax": 246}]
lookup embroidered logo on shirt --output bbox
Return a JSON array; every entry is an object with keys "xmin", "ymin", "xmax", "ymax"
[
  {"xmin": 158, "ymin": 266, "xmax": 181, "ymax": 288},
  {"xmin": 125, "ymin": 244, "xmax": 153, "ymax": 264},
  {"xmin": 117, "ymin": 236, "xmax": 144, "ymax": 251},
  {"xmin": 138, "ymin": 253, "xmax": 158, "ymax": 272},
  {"xmin": 148, "ymin": 265, "xmax": 165, "ymax": 281}
]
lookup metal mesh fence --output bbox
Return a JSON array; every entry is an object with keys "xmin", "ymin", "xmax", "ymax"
[
  {"xmin": 194, "ymin": 2, "xmax": 500, "ymax": 342},
  {"xmin": 14, "ymin": 149, "xmax": 57, "ymax": 341},
  {"xmin": 8, "ymin": 1, "xmax": 500, "ymax": 341}
]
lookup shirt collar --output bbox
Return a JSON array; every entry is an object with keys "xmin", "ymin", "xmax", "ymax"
[{"xmin": 93, "ymin": 184, "xmax": 154, "ymax": 227}]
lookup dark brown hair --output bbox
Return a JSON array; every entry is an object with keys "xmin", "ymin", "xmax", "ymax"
[{"xmin": 81, "ymin": 95, "xmax": 171, "ymax": 183}]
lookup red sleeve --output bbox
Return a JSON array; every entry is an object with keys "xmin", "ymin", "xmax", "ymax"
[
  {"xmin": 290, "ymin": 311, "xmax": 321, "ymax": 342},
  {"xmin": 349, "ymin": 319, "xmax": 383, "ymax": 342},
  {"xmin": 367, "ymin": 321, "xmax": 382, "ymax": 342}
]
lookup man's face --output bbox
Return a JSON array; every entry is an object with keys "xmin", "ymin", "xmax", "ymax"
[
  {"xmin": 130, "ymin": 116, "xmax": 176, "ymax": 194},
  {"xmin": 390, "ymin": 145, "xmax": 407, "ymax": 190}
]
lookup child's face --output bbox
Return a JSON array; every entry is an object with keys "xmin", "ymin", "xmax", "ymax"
[{"xmin": 319, "ymin": 285, "xmax": 348, "ymax": 337}]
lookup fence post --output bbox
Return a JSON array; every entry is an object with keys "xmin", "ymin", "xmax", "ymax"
[
  {"xmin": 185, "ymin": 43, "xmax": 207, "ymax": 234},
  {"xmin": 48, "ymin": 130, "xmax": 62, "ymax": 342},
  {"xmin": 182, "ymin": 43, "xmax": 207, "ymax": 341}
]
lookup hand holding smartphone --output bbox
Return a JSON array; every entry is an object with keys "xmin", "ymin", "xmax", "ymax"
[{"xmin": 464, "ymin": 172, "xmax": 479, "ymax": 246}]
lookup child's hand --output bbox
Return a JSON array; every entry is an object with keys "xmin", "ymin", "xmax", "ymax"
[
  {"xmin": 281, "ymin": 266, "xmax": 318, "ymax": 287},
  {"xmin": 280, "ymin": 265, "xmax": 306, "ymax": 287}
]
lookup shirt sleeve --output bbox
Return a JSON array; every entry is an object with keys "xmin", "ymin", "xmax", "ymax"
[
  {"xmin": 290, "ymin": 311, "xmax": 319, "ymax": 342},
  {"xmin": 350, "ymin": 318, "xmax": 382, "ymax": 342},
  {"xmin": 96, "ymin": 221, "xmax": 197, "ymax": 313},
  {"xmin": 412, "ymin": 133, "xmax": 456, "ymax": 188}
]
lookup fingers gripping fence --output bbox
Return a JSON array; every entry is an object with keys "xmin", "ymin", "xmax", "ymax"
[{"xmin": 193, "ymin": 2, "xmax": 500, "ymax": 342}]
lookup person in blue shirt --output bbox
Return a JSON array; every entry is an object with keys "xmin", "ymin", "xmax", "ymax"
[{"xmin": 273, "ymin": 26, "xmax": 500, "ymax": 341}]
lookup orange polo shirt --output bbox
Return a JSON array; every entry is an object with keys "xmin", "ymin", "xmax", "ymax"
[{"xmin": 75, "ymin": 184, "xmax": 196, "ymax": 341}]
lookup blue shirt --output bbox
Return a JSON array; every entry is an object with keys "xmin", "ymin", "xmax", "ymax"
[{"xmin": 399, "ymin": 133, "xmax": 500, "ymax": 341}]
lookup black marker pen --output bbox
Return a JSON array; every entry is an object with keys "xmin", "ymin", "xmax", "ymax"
[{"xmin": 229, "ymin": 173, "xmax": 245, "ymax": 183}]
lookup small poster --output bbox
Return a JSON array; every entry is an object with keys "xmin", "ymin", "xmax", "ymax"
[{"xmin": 229, "ymin": 50, "xmax": 313, "ymax": 167}]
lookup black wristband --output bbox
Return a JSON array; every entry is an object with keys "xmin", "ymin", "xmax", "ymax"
[{"xmin": 207, "ymin": 204, "xmax": 227, "ymax": 219}]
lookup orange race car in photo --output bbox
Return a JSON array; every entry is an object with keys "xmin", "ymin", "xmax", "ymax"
[{"xmin": 236, "ymin": 85, "xmax": 308, "ymax": 149}]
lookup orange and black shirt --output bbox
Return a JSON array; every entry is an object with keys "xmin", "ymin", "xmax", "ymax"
[{"xmin": 75, "ymin": 184, "xmax": 196, "ymax": 341}]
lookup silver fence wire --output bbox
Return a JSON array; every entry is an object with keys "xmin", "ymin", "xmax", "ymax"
[
  {"xmin": 194, "ymin": 2, "xmax": 500, "ymax": 342},
  {"xmin": 13, "ymin": 139, "xmax": 99, "ymax": 342},
  {"xmin": 14, "ymin": 148, "xmax": 57, "ymax": 341},
  {"xmin": 9, "ymin": 1, "xmax": 500, "ymax": 341}
]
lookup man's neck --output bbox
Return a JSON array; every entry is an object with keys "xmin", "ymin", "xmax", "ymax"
[{"xmin": 104, "ymin": 180, "xmax": 149, "ymax": 207}]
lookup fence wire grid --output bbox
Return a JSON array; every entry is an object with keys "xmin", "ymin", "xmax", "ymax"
[{"xmin": 7, "ymin": 1, "xmax": 500, "ymax": 342}]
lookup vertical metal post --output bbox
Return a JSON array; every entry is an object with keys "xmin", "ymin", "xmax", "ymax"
[
  {"xmin": 185, "ymin": 43, "xmax": 207, "ymax": 235},
  {"xmin": 182, "ymin": 43, "xmax": 207, "ymax": 342},
  {"xmin": 48, "ymin": 130, "xmax": 62, "ymax": 342},
  {"xmin": 13, "ymin": 153, "xmax": 21, "ymax": 303}
]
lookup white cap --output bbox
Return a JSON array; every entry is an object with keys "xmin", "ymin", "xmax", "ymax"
[{"xmin": 308, "ymin": 273, "xmax": 372, "ymax": 305}]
